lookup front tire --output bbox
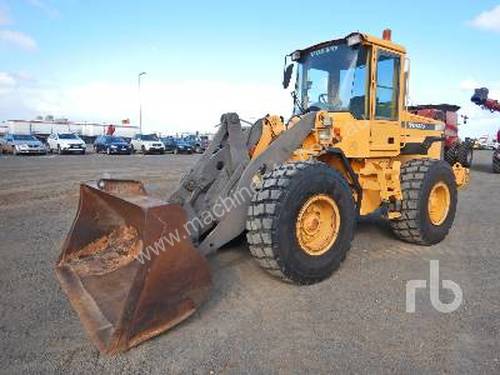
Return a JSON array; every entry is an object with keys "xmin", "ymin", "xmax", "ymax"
[
  {"xmin": 390, "ymin": 159, "xmax": 457, "ymax": 245},
  {"xmin": 246, "ymin": 160, "xmax": 355, "ymax": 284}
]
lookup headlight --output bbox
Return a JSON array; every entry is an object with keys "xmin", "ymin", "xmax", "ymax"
[
  {"xmin": 291, "ymin": 50, "xmax": 301, "ymax": 61},
  {"xmin": 317, "ymin": 128, "xmax": 331, "ymax": 142},
  {"xmin": 111, "ymin": 145, "xmax": 117, "ymax": 148},
  {"xmin": 347, "ymin": 33, "xmax": 362, "ymax": 47},
  {"xmin": 17, "ymin": 144, "xmax": 29, "ymax": 149}
]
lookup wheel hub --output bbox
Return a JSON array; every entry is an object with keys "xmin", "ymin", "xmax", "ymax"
[
  {"xmin": 296, "ymin": 194, "xmax": 340, "ymax": 256},
  {"xmin": 428, "ymin": 181, "xmax": 451, "ymax": 226}
]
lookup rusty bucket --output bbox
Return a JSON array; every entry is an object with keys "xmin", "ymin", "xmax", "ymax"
[{"xmin": 55, "ymin": 179, "xmax": 212, "ymax": 354}]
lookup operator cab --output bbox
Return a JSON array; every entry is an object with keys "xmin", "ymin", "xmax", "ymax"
[{"xmin": 284, "ymin": 30, "xmax": 406, "ymax": 123}]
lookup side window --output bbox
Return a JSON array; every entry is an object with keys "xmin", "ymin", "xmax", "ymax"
[
  {"xmin": 304, "ymin": 68, "xmax": 329, "ymax": 107},
  {"xmin": 375, "ymin": 51, "xmax": 400, "ymax": 120},
  {"xmin": 344, "ymin": 47, "xmax": 369, "ymax": 119}
]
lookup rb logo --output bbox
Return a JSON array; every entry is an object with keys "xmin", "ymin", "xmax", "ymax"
[{"xmin": 406, "ymin": 260, "xmax": 463, "ymax": 313}]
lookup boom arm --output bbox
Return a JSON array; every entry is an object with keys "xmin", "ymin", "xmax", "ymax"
[{"xmin": 471, "ymin": 87, "xmax": 500, "ymax": 113}]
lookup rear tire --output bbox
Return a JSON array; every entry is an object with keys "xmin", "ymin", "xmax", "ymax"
[
  {"xmin": 456, "ymin": 143, "xmax": 473, "ymax": 167},
  {"xmin": 390, "ymin": 159, "xmax": 457, "ymax": 245},
  {"xmin": 493, "ymin": 151, "xmax": 500, "ymax": 173},
  {"xmin": 444, "ymin": 144, "xmax": 457, "ymax": 166},
  {"xmin": 246, "ymin": 160, "xmax": 355, "ymax": 284}
]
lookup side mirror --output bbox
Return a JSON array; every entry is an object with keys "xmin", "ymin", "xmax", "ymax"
[{"xmin": 283, "ymin": 64, "xmax": 294, "ymax": 89}]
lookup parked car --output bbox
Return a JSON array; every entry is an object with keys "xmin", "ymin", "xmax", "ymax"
[
  {"xmin": 94, "ymin": 135, "xmax": 132, "ymax": 155},
  {"xmin": 130, "ymin": 134, "xmax": 165, "ymax": 154},
  {"xmin": 182, "ymin": 135, "xmax": 206, "ymax": 153},
  {"xmin": 47, "ymin": 133, "xmax": 86, "ymax": 154},
  {"xmin": 160, "ymin": 137, "xmax": 178, "ymax": 153},
  {"xmin": 0, "ymin": 134, "xmax": 47, "ymax": 155},
  {"xmin": 199, "ymin": 135, "xmax": 210, "ymax": 151},
  {"xmin": 173, "ymin": 138, "xmax": 194, "ymax": 154}
]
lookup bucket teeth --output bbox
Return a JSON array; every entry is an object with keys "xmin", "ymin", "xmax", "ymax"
[{"xmin": 55, "ymin": 179, "xmax": 212, "ymax": 354}]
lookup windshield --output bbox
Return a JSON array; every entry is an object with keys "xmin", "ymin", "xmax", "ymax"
[
  {"xmin": 140, "ymin": 134, "xmax": 159, "ymax": 141},
  {"xmin": 104, "ymin": 136, "xmax": 125, "ymax": 143},
  {"xmin": 59, "ymin": 133, "xmax": 79, "ymax": 139},
  {"xmin": 161, "ymin": 137, "xmax": 174, "ymax": 144},
  {"xmin": 13, "ymin": 135, "xmax": 37, "ymax": 141},
  {"xmin": 295, "ymin": 43, "xmax": 369, "ymax": 119}
]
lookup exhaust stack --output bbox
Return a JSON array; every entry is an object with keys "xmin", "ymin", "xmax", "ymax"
[{"xmin": 383, "ymin": 28, "xmax": 392, "ymax": 41}]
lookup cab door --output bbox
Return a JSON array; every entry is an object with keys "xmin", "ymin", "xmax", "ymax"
[{"xmin": 369, "ymin": 48, "xmax": 402, "ymax": 152}]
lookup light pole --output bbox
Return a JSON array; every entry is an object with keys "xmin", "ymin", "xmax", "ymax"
[{"xmin": 138, "ymin": 72, "xmax": 147, "ymax": 133}]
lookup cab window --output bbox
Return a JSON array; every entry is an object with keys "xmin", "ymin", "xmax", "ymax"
[{"xmin": 375, "ymin": 50, "xmax": 400, "ymax": 120}]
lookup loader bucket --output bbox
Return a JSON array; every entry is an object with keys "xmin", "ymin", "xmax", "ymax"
[{"xmin": 55, "ymin": 179, "xmax": 212, "ymax": 354}]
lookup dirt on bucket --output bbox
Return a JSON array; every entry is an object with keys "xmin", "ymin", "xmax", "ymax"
[{"xmin": 66, "ymin": 225, "xmax": 142, "ymax": 275}]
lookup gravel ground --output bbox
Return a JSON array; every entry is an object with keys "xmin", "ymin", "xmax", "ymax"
[{"xmin": 0, "ymin": 150, "xmax": 498, "ymax": 374}]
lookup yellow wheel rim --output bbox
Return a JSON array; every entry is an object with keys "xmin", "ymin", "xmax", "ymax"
[
  {"xmin": 296, "ymin": 194, "xmax": 340, "ymax": 256},
  {"xmin": 427, "ymin": 181, "xmax": 451, "ymax": 226}
]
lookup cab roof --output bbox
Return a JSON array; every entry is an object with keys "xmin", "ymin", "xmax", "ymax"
[{"xmin": 295, "ymin": 31, "xmax": 406, "ymax": 57}]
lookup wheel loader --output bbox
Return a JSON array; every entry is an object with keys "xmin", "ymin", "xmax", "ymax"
[{"xmin": 55, "ymin": 29, "xmax": 470, "ymax": 354}]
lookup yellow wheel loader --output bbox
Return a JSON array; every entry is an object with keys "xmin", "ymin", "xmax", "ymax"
[{"xmin": 55, "ymin": 29, "xmax": 470, "ymax": 354}]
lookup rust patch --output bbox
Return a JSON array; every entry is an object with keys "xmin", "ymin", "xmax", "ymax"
[{"xmin": 66, "ymin": 225, "xmax": 141, "ymax": 275}]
